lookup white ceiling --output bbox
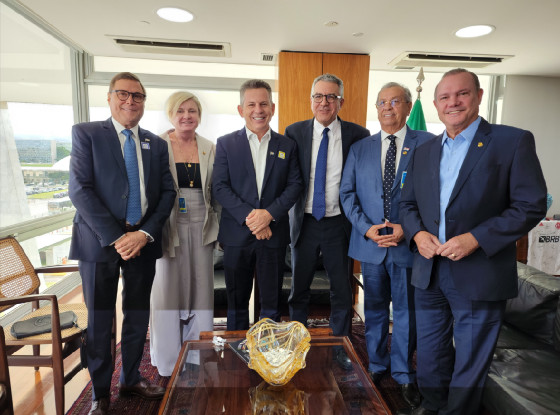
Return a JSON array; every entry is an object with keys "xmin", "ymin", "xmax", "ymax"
[{"xmin": 11, "ymin": 0, "xmax": 560, "ymax": 77}]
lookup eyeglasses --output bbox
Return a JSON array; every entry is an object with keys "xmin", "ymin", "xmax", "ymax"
[
  {"xmin": 376, "ymin": 98, "xmax": 407, "ymax": 108},
  {"xmin": 111, "ymin": 90, "xmax": 147, "ymax": 103},
  {"xmin": 311, "ymin": 94, "xmax": 341, "ymax": 103}
]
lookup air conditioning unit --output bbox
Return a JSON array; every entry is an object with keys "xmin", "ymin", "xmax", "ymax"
[
  {"xmin": 109, "ymin": 36, "xmax": 231, "ymax": 58},
  {"xmin": 390, "ymin": 52, "xmax": 512, "ymax": 69}
]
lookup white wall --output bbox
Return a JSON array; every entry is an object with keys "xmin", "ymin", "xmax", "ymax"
[{"xmin": 501, "ymin": 75, "xmax": 560, "ymax": 217}]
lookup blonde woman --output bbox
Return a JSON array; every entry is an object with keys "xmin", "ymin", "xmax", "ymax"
[{"xmin": 149, "ymin": 91, "xmax": 219, "ymax": 376}]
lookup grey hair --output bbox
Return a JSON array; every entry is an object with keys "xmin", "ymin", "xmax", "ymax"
[
  {"xmin": 377, "ymin": 82, "xmax": 412, "ymax": 103},
  {"xmin": 240, "ymin": 79, "xmax": 273, "ymax": 105},
  {"xmin": 311, "ymin": 73, "xmax": 344, "ymax": 98}
]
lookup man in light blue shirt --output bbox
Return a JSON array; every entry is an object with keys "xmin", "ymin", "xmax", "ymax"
[{"xmin": 399, "ymin": 69, "xmax": 547, "ymax": 415}]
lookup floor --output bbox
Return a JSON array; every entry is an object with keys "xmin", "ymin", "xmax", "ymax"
[{"xmin": 8, "ymin": 280, "xmax": 349, "ymax": 415}]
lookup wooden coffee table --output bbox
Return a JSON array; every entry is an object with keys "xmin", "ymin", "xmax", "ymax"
[{"xmin": 158, "ymin": 328, "xmax": 390, "ymax": 414}]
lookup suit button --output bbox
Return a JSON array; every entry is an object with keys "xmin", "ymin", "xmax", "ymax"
[{"xmin": 122, "ymin": 195, "xmax": 127, "ymax": 199}]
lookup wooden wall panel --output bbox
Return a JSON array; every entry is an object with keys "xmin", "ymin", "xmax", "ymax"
[
  {"xmin": 278, "ymin": 51, "xmax": 370, "ymax": 133},
  {"xmin": 278, "ymin": 51, "xmax": 322, "ymax": 134},
  {"xmin": 322, "ymin": 53, "xmax": 370, "ymax": 127}
]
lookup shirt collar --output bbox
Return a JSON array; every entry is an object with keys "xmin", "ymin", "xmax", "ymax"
[
  {"xmin": 112, "ymin": 118, "xmax": 139, "ymax": 139},
  {"xmin": 441, "ymin": 116, "xmax": 481, "ymax": 146},
  {"xmin": 313, "ymin": 117, "xmax": 341, "ymax": 137},
  {"xmin": 245, "ymin": 126, "xmax": 271, "ymax": 143},
  {"xmin": 381, "ymin": 124, "xmax": 407, "ymax": 142}
]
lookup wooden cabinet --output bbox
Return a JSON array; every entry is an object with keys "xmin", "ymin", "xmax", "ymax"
[{"xmin": 277, "ymin": 51, "xmax": 370, "ymax": 134}]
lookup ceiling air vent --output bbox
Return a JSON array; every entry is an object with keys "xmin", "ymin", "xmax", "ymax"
[
  {"xmin": 110, "ymin": 36, "xmax": 231, "ymax": 58},
  {"xmin": 390, "ymin": 52, "xmax": 512, "ymax": 69},
  {"xmin": 260, "ymin": 53, "xmax": 277, "ymax": 63}
]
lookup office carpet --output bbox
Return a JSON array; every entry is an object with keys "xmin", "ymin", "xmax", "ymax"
[{"xmin": 66, "ymin": 320, "xmax": 408, "ymax": 415}]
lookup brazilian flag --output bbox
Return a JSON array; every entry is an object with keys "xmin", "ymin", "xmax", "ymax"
[{"xmin": 407, "ymin": 99, "xmax": 427, "ymax": 131}]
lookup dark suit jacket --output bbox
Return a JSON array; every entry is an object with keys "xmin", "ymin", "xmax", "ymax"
[
  {"xmin": 340, "ymin": 127, "xmax": 435, "ymax": 267},
  {"xmin": 212, "ymin": 128, "xmax": 303, "ymax": 248},
  {"xmin": 400, "ymin": 119, "xmax": 547, "ymax": 301},
  {"xmin": 285, "ymin": 117, "xmax": 370, "ymax": 246},
  {"xmin": 68, "ymin": 118, "xmax": 176, "ymax": 262}
]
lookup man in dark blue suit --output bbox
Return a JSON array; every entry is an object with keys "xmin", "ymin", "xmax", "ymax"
[
  {"xmin": 340, "ymin": 82, "xmax": 434, "ymax": 407},
  {"xmin": 69, "ymin": 72, "xmax": 175, "ymax": 415},
  {"xmin": 286, "ymin": 73, "xmax": 370, "ymax": 368},
  {"xmin": 212, "ymin": 79, "xmax": 302, "ymax": 330},
  {"xmin": 398, "ymin": 69, "xmax": 547, "ymax": 415}
]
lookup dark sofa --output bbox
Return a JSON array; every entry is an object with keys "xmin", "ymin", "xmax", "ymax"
[
  {"xmin": 483, "ymin": 262, "xmax": 560, "ymax": 415},
  {"xmin": 213, "ymin": 247, "xmax": 332, "ymax": 318}
]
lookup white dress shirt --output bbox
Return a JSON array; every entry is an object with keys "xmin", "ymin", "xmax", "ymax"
[
  {"xmin": 112, "ymin": 118, "xmax": 148, "ymax": 218},
  {"xmin": 305, "ymin": 118, "xmax": 343, "ymax": 217},
  {"xmin": 246, "ymin": 127, "xmax": 271, "ymax": 198},
  {"xmin": 380, "ymin": 125, "xmax": 407, "ymax": 178}
]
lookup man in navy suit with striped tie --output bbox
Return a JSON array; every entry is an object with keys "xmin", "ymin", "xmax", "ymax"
[{"xmin": 69, "ymin": 72, "xmax": 175, "ymax": 415}]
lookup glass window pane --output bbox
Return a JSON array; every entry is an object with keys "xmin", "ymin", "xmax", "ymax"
[{"xmin": 1, "ymin": 3, "xmax": 75, "ymax": 228}]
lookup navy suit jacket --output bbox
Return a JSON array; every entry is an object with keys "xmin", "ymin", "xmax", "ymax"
[
  {"xmin": 400, "ymin": 119, "xmax": 547, "ymax": 301},
  {"xmin": 68, "ymin": 118, "xmax": 176, "ymax": 262},
  {"xmin": 212, "ymin": 128, "xmax": 303, "ymax": 248},
  {"xmin": 285, "ymin": 118, "xmax": 370, "ymax": 246},
  {"xmin": 340, "ymin": 127, "xmax": 435, "ymax": 267}
]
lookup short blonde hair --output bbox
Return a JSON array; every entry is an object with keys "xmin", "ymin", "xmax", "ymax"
[{"xmin": 165, "ymin": 91, "xmax": 202, "ymax": 122}]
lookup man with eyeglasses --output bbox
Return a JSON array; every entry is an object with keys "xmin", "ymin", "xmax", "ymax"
[
  {"xmin": 69, "ymin": 72, "xmax": 175, "ymax": 415},
  {"xmin": 398, "ymin": 68, "xmax": 547, "ymax": 415},
  {"xmin": 286, "ymin": 73, "xmax": 370, "ymax": 370},
  {"xmin": 340, "ymin": 82, "xmax": 434, "ymax": 409}
]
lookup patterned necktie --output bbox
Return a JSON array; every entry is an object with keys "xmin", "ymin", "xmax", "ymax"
[
  {"xmin": 123, "ymin": 129, "xmax": 141, "ymax": 225},
  {"xmin": 312, "ymin": 127, "xmax": 329, "ymax": 221},
  {"xmin": 383, "ymin": 135, "xmax": 397, "ymax": 221}
]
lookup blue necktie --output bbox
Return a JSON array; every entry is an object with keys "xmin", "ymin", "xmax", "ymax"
[
  {"xmin": 312, "ymin": 127, "xmax": 329, "ymax": 221},
  {"xmin": 123, "ymin": 129, "xmax": 141, "ymax": 225},
  {"xmin": 383, "ymin": 135, "xmax": 397, "ymax": 221}
]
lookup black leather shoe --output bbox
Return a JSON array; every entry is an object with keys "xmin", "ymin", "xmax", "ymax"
[
  {"xmin": 368, "ymin": 370, "xmax": 385, "ymax": 384},
  {"xmin": 119, "ymin": 377, "xmax": 165, "ymax": 400},
  {"xmin": 396, "ymin": 405, "xmax": 437, "ymax": 415},
  {"xmin": 334, "ymin": 349, "xmax": 353, "ymax": 371},
  {"xmin": 400, "ymin": 383, "xmax": 422, "ymax": 408},
  {"xmin": 88, "ymin": 397, "xmax": 109, "ymax": 415}
]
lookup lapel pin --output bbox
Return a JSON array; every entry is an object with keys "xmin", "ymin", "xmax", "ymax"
[
  {"xmin": 403, "ymin": 147, "xmax": 410, "ymax": 151},
  {"xmin": 402, "ymin": 151, "xmax": 408, "ymax": 155},
  {"xmin": 145, "ymin": 138, "xmax": 150, "ymax": 142},
  {"xmin": 478, "ymin": 142, "xmax": 483, "ymax": 147},
  {"xmin": 278, "ymin": 151, "xmax": 286, "ymax": 159},
  {"xmin": 141, "ymin": 142, "xmax": 150, "ymax": 150},
  {"xmin": 270, "ymin": 151, "xmax": 275, "ymax": 156}
]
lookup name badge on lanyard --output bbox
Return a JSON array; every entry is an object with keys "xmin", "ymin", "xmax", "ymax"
[{"xmin": 178, "ymin": 197, "xmax": 187, "ymax": 213}]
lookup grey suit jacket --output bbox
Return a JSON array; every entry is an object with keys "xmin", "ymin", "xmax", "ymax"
[{"xmin": 160, "ymin": 130, "xmax": 220, "ymax": 257}]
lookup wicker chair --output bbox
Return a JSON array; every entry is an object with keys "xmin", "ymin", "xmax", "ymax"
[{"xmin": 0, "ymin": 236, "xmax": 94, "ymax": 415}]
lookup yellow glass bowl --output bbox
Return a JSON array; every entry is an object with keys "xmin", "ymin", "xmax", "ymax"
[{"xmin": 246, "ymin": 318, "xmax": 311, "ymax": 386}]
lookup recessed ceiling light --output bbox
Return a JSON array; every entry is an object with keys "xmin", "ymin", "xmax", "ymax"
[
  {"xmin": 156, "ymin": 7, "xmax": 194, "ymax": 23},
  {"xmin": 455, "ymin": 25, "xmax": 494, "ymax": 38}
]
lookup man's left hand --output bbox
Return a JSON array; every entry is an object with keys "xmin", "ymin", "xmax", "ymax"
[
  {"xmin": 115, "ymin": 231, "xmax": 147, "ymax": 261},
  {"xmin": 437, "ymin": 232, "xmax": 479, "ymax": 261},
  {"xmin": 246, "ymin": 209, "xmax": 273, "ymax": 234}
]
